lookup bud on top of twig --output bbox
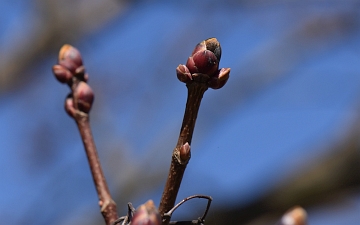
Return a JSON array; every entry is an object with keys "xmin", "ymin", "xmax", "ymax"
[
  {"xmin": 176, "ymin": 38, "xmax": 230, "ymax": 89},
  {"xmin": 131, "ymin": 200, "xmax": 161, "ymax": 225},
  {"xmin": 58, "ymin": 44, "xmax": 83, "ymax": 73},
  {"xmin": 52, "ymin": 44, "xmax": 88, "ymax": 85},
  {"xmin": 186, "ymin": 38, "xmax": 220, "ymax": 77}
]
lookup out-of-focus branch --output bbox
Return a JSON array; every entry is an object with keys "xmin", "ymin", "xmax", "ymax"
[{"xmin": 52, "ymin": 45, "xmax": 118, "ymax": 225}]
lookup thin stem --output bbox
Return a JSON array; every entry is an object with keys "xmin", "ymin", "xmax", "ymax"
[
  {"xmin": 75, "ymin": 113, "xmax": 118, "ymax": 225},
  {"xmin": 159, "ymin": 81, "xmax": 208, "ymax": 225}
]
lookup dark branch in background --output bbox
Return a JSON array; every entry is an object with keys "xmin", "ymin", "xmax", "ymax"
[
  {"xmin": 52, "ymin": 45, "xmax": 118, "ymax": 225},
  {"xmin": 158, "ymin": 38, "xmax": 230, "ymax": 225}
]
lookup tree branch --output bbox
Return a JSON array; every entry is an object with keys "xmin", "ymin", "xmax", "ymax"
[
  {"xmin": 159, "ymin": 38, "xmax": 230, "ymax": 225},
  {"xmin": 52, "ymin": 44, "xmax": 118, "ymax": 225}
]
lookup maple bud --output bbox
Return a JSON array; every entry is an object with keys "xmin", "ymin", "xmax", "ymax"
[
  {"xmin": 208, "ymin": 67, "xmax": 230, "ymax": 89},
  {"xmin": 176, "ymin": 38, "xmax": 230, "ymax": 89},
  {"xmin": 176, "ymin": 64, "xmax": 192, "ymax": 83},
  {"xmin": 52, "ymin": 64, "xmax": 73, "ymax": 84},
  {"xmin": 131, "ymin": 200, "xmax": 161, "ymax": 225},
  {"xmin": 58, "ymin": 44, "xmax": 83, "ymax": 74},
  {"xmin": 186, "ymin": 38, "xmax": 220, "ymax": 77},
  {"xmin": 73, "ymin": 81, "xmax": 94, "ymax": 113}
]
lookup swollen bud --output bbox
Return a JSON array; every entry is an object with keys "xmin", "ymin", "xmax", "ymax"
[
  {"xmin": 176, "ymin": 38, "xmax": 230, "ymax": 89},
  {"xmin": 58, "ymin": 44, "xmax": 83, "ymax": 74},
  {"xmin": 186, "ymin": 38, "xmax": 221, "ymax": 77},
  {"xmin": 186, "ymin": 50, "xmax": 218, "ymax": 76},
  {"xmin": 131, "ymin": 200, "xmax": 161, "ymax": 225},
  {"xmin": 52, "ymin": 65, "xmax": 73, "ymax": 84},
  {"xmin": 73, "ymin": 81, "xmax": 94, "ymax": 113}
]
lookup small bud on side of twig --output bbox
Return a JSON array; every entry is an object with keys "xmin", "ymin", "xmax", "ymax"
[
  {"xmin": 277, "ymin": 206, "xmax": 307, "ymax": 225},
  {"xmin": 179, "ymin": 142, "xmax": 191, "ymax": 163},
  {"xmin": 176, "ymin": 65, "xmax": 192, "ymax": 83},
  {"xmin": 73, "ymin": 81, "xmax": 94, "ymax": 114},
  {"xmin": 64, "ymin": 96, "xmax": 76, "ymax": 118},
  {"xmin": 52, "ymin": 65, "xmax": 73, "ymax": 84},
  {"xmin": 131, "ymin": 200, "xmax": 161, "ymax": 225},
  {"xmin": 208, "ymin": 67, "xmax": 230, "ymax": 89}
]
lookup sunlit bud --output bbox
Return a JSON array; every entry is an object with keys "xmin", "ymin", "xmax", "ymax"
[
  {"xmin": 131, "ymin": 200, "xmax": 161, "ymax": 225},
  {"xmin": 204, "ymin": 37, "xmax": 221, "ymax": 61},
  {"xmin": 52, "ymin": 65, "xmax": 73, "ymax": 84},
  {"xmin": 176, "ymin": 64, "xmax": 192, "ymax": 83},
  {"xmin": 73, "ymin": 81, "xmax": 94, "ymax": 113},
  {"xmin": 208, "ymin": 68, "xmax": 230, "ymax": 89},
  {"xmin": 58, "ymin": 44, "xmax": 83, "ymax": 73}
]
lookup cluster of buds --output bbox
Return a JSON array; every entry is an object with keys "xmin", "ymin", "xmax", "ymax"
[
  {"xmin": 52, "ymin": 44, "xmax": 94, "ymax": 116},
  {"xmin": 176, "ymin": 38, "xmax": 230, "ymax": 89}
]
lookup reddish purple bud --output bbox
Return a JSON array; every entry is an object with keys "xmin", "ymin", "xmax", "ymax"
[
  {"xmin": 131, "ymin": 200, "xmax": 161, "ymax": 225},
  {"xmin": 58, "ymin": 44, "xmax": 83, "ymax": 73},
  {"xmin": 73, "ymin": 81, "xmax": 94, "ymax": 113},
  {"xmin": 186, "ymin": 38, "xmax": 221, "ymax": 77},
  {"xmin": 208, "ymin": 68, "xmax": 230, "ymax": 89},
  {"xmin": 176, "ymin": 64, "xmax": 192, "ymax": 83},
  {"xmin": 64, "ymin": 96, "xmax": 76, "ymax": 118},
  {"xmin": 52, "ymin": 65, "xmax": 73, "ymax": 84},
  {"xmin": 190, "ymin": 41, "xmax": 207, "ymax": 57},
  {"xmin": 179, "ymin": 142, "xmax": 191, "ymax": 163}
]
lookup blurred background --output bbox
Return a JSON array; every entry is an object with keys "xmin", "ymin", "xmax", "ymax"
[{"xmin": 1, "ymin": 0, "xmax": 360, "ymax": 224}]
